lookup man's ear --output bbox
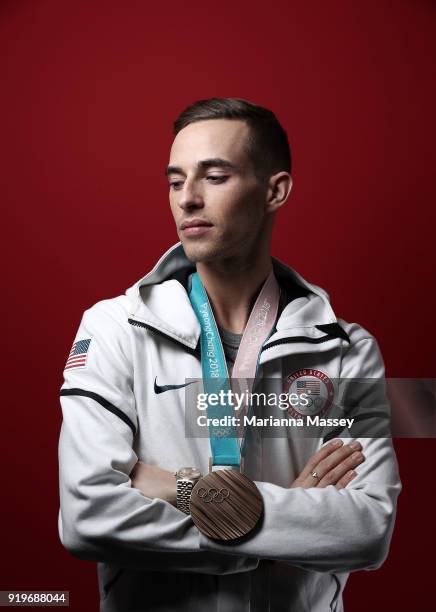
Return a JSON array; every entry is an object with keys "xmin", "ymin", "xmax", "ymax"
[{"xmin": 265, "ymin": 172, "xmax": 293, "ymax": 213}]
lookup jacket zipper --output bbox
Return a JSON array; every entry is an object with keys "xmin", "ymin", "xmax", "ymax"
[
  {"xmin": 128, "ymin": 320, "xmax": 349, "ymax": 357},
  {"xmin": 128, "ymin": 318, "xmax": 200, "ymax": 357}
]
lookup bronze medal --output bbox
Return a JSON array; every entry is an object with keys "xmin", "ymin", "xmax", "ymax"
[{"xmin": 190, "ymin": 469, "xmax": 263, "ymax": 541}]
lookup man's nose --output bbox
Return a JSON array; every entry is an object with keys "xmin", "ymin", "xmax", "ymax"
[{"xmin": 178, "ymin": 180, "xmax": 204, "ymax": 211}]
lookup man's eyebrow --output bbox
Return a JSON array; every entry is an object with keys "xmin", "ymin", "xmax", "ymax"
[{"xmin": 165, "ymin": 158, "xmax": 237, "ymax": 177}]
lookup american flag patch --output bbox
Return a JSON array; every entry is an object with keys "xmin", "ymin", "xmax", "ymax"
[
  {"xmin": 65, "ymin": 338, "xmax": 92, "ymax": 370},
  {"xmin": 296, "ymin": 380, "xmax": 320, "ymax": 395}
]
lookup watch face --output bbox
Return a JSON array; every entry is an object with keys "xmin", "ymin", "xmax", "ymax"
[{"xmin": 177, "ymin": 467, "xmax": 201, "ymax": 480}]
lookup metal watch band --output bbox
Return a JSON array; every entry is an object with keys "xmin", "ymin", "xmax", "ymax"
[{"xmin": 176, "ymin": 479, "xmax": 194, "ymax": 514}]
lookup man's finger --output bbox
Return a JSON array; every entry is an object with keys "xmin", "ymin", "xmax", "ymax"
[
  {"xmin": 335, "ymin": 469, "xmax": 357, "ymax": 490},
  {"xmin": 318, "ymin": 452, "xmax": 364, "ymax": 487},
  {"xmin": 300, "ymin": 439, "xmax": 344, "ymax": 480},
  {"xmin": 307, "ymin": 442, "xmax": 363, "ymax": 484}
]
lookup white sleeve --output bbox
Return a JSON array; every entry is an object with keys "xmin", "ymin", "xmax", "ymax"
[
  {"xmin": 58, "ymin": 301, "xmax": 259, "ymax": 574},
  {"xmin": 199, "ymin": 333, "xmax": 402, "ymax": 573}
]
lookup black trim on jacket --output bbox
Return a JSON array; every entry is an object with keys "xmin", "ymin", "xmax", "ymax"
[{"xmin": 60, "ymin": 388, "xmax": 137, "ymax": 435}]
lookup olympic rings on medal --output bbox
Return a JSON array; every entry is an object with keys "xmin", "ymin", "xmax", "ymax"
[{"xmin": 197, "ymin": 487, "xmax": 230, "ymax": 503}]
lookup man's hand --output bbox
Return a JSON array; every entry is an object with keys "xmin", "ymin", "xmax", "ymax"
[
  {"xmin": 290, "ymin": 439, "xmax": 364, "ymax": 490},
  {"xmin": 130, "ymin": 462, "xmax": 177, "ymax": 506}
]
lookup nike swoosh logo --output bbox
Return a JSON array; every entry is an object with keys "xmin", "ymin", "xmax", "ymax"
[{"xmin": 154, "ymin": 377, "xmax": 195, "ymax": 394}]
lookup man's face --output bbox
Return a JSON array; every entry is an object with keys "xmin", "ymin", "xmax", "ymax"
[{"xmin": 167, "ymin": 119, "xmax": 269, "ymax": 263}]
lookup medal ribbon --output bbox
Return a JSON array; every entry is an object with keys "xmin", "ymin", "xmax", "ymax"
[{"xmin": 189, "ymin": 270, "xmax": 280, "ymax": 468}]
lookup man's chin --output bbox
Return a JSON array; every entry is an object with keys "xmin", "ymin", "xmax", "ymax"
[{"xmin": 180, "ymin": 240, "xmax": 220, "ymax": 264}]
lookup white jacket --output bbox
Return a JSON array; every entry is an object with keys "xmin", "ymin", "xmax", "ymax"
[{"xmin": 58, "ymin": 242, "xmax": 401, "ymax": 612}]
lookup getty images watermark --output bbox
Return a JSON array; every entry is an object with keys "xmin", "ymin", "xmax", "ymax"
[{"xmin": 182, "ymin": 377, "xmax": 436, "ymax": 439}]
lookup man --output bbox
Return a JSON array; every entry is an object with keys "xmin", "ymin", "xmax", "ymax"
[{"xmin": 58, "ymin": 98, "xmax": 401, "ymax": 611}]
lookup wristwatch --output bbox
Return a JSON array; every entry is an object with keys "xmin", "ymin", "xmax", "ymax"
[{"xmin": 174, "ymin": 467, "xmax": 202, "ymax": 514}]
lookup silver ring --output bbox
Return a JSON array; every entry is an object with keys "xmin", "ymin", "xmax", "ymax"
[{"xmin": 311, "ymin": 471, "xmax": 319, "ymax": 480}]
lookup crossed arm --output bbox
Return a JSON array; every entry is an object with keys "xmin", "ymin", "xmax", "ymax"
[{"xmin": 130, "ymin": 438, "xmax": 366, "ymax": 504}]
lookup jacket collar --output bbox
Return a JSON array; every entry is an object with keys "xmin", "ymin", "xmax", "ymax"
[{"xmin": 126, "ymin": 242, "xmax": 350, "ymax": 355}]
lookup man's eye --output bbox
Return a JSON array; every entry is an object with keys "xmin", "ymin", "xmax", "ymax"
[
  {"xmin": 206, "ymin": 175, "xmax": 228, "ymax": 183},
  {"xmin": 169, "ymin": 176, "xmax": 228, "ymax": 189}
]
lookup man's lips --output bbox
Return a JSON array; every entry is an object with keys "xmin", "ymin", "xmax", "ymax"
[
  {"xmin": 180, "ymin": 219, "xmax": 213, "ymax": 237},
  {"xmin": 180, "ymin": 219, "xmax": 213, "ymax": 230},
  {"xmin": 182, "ymin": 224, "xmax": 212, "ymax": 237}
]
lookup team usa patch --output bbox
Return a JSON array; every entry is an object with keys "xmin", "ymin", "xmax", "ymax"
[
  {"xmin": 284, "ymin": 368, "xmax": 334, "ymax": 418},
  {"xmin": 64, "ymin": 338, "xmax": 92, "ymax": 371}
]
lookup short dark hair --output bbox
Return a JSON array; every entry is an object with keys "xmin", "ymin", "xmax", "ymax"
[{"xmin": 173, "ymin": 97, "xmax": 291, "ymax": 180}]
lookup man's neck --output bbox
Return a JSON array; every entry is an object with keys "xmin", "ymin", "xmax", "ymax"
[{"xmin": 196, "ymin": 253, "xmax": 273, "ymax": 334}]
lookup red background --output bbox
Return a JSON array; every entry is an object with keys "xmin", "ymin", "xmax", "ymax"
[{"xmin": 1, "ymin": 1, "xmax": 435, "ymax": 609}]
